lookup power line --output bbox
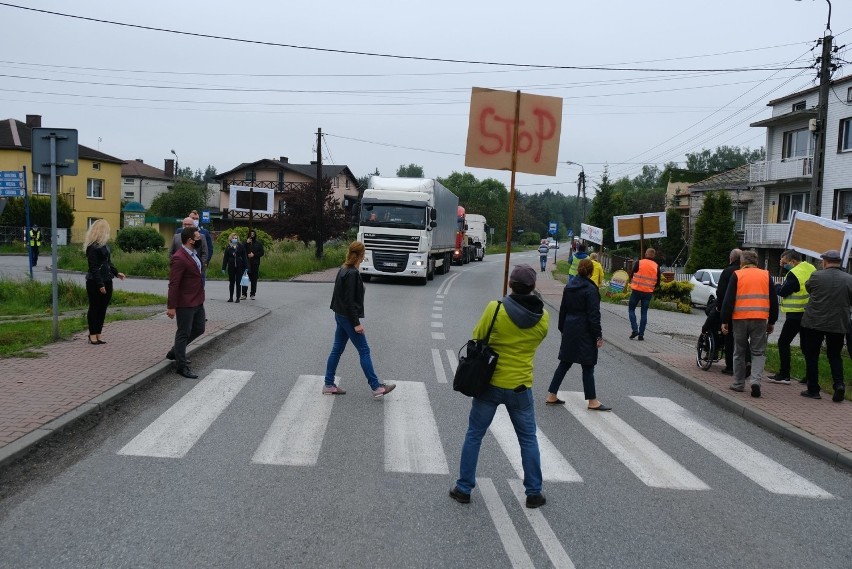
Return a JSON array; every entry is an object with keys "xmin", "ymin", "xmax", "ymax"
[{"xmin": 0, "ymin": 3, "xmax": 814, "ymax": 73}]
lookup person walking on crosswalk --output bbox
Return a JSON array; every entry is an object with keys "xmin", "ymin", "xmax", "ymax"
[
  {"xmin": 322, "ymin": 241, "xmax": 395, "ymax": 399},
  {"xmin": 450, "ymin": 264, "xmax": 549, "ymax": 509}
]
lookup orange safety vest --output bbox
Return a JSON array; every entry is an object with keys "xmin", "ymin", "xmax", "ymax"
[
  {"xmin": 732, "ymin": 267, "xmax": 770, "ymax": 320},
  {"xmin": 630, "ymin": 259, "xmax": 658, "ymax": 293}
]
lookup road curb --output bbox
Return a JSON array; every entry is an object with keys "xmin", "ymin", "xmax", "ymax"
[{"xmin": 0, "ymin": 308, "xmax": 271, "ymax": 471}]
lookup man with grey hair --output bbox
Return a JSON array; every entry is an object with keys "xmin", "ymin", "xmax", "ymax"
[
  {"xmin": 799, "ymin": 250, "xmax": 852, "ymax": 402},
  {"xmin": 769, "ymin": 249, "xmax": 816, "ymax": 384},
  {"xmin": 715, "ymin": 248, "xmax": 743, "ymax": 375},
  {"xmin": 721, "ymin": 250, "xmax": 778, "ymax": 398}
]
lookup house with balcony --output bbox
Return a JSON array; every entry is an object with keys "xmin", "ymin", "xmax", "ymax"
[
  {"xmin": 0, "ymin": 114, "xmax": 124, "ymax": 243},
  {"xmin": 687, "ymin": 164, "xmax": 755, "ymax": 247},
  {"xmin": 214, "ymin": 156, "xmax": 359, "ymax": 234},
  {"xmin": 745, "ymin": 74, "xmax": 852, "ymax": 267}
]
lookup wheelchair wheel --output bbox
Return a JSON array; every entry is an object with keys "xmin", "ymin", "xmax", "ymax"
[{"xmin": 696, "ymin": 330, "xmax": 715, "ymax": 371}]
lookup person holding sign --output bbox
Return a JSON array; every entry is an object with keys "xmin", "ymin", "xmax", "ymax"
[{"xmin": 628, "ymin": 248, "xmax": 662, "ymax": 341}]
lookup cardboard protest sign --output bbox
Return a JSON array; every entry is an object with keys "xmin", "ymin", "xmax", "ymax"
[
  {"xmin": 785, "ymin": 211, "xmax": 851, "ymax": 267},
  {"xmin": 609, "ymin": 270, "xmax": 629, "ymax": 293},
  {"xmin": 465, "ymin": 88, "xmax": 563, "ymax": 176},
  {"xmin": 613, "ymin": 212, "xmax": 667, "ymax": 242},
  {"xmin": 580, "ymin": 223, "xmax": 603, "ymax": 245}
]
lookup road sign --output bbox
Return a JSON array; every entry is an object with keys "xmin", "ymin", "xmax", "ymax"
[
  {"xmin": 31, "ymin": 128, "xmax": 79, "ymax": 176},
  {"xmin": 0, "ymin": 188, "xmax": 24, "ymax": 197},
  {"xmin": 0, "ymin": 171, "xmax": 23, "ymax": 180},
  {"xmin": 0, "ymin": 171, "xmax": 24, "ymax": 197},
  {"xmin": 201, "ymin": 210, "xmax": 210, "ymax": 223},
  {"xmin": 548, "ymin": 221, "xmax": 557, "ymax": 235}
]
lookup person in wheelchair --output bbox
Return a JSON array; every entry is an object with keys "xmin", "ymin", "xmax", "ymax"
[{"xmin": 700, "ymin": 298, "xmax": 723, "ymax": 363}]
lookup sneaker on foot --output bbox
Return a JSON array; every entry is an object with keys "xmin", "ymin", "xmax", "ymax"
[
  {"xmin": 833, "ymin": 385, "xmax": 845, "ymax": 403},
  {"xmin": 629, "ymin": 331, "xmax": 639, "ymax": 339},
  {"xmin": 449, "ymin": 487, "xmax": 471, "ymax": 504},
  {"xmin": 721, "ymin": 367, "xmax": 734, "ymax": 376},
  {"xmin": 637, "ymin": 335, "xmax": 644, "ymax": 341},
  {"xmin": 322, "ymin": 384, "xmax": 346, "ymax": 395},
  {"xmin": 729, "ymin": 384, "xmax": 745, "ymax": 393},
  {"xmin": 768, "ymin": 374, "xmax": 790, "ymax": 385},
  {"xmin": 751, "ymin": 384, "xmax": 761, "ymax": 398},
  {"xmin": 373, "ymin": 383, "xmax": 396, "ymax": 399},
  {"xmin": 525, "ymin": 494, "xmax": 546, "ymax": 508},
  {"xmin": 800, "ymin": 389, "xmax": 822, "ymax": 399}
]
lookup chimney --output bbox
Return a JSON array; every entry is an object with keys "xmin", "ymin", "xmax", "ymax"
[
  {"xmin": 279, "ymin": 156, "xmax": 288, "ymax": 163},
  {"xmin": 135, "ymin": 159, "xmax": 144, "ymax": 163},
  {"xmin": 164, "ymin": 158, "xmax": 174, "ymax": 178},
  {"xmin": 26, "ymin": 115, "xmax": 41, "ymax": 128}
]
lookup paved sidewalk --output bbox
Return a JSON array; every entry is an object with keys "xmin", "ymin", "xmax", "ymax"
[{"xmin": 535, "ymin": 257, "xmax": 852, "ymax": 472}]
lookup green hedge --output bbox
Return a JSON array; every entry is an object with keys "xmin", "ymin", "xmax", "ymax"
[{"xmin": 116, "ymin": 226, "xmax": 165, "ymax": 253}]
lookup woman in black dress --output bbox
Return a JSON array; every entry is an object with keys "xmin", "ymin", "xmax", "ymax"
[{"xmin": 83, "ymin": 219, "xmax": 125, "ymax": 344}]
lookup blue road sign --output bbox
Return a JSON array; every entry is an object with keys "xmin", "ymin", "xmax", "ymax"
[
  {"xmin": 568, "ymin": 230, "xmax": 573, "ymax": 237},
  {"xmin": 0, "ymin": 171, "xmax": 23, "ymax": 180},
  {"xmin": 0, "ymin": 188, "xmax": 24, "ymax": 197},
  {"xmin": 548, "ymin": 221, "xmax": 557, "ymax": 235},
  {"xmin": 202, "ymin": 210, "xmax": 210, "ymax": 223},
  {"xmin": 0, "ymin": 180, "xmax": 24, "ymax": 188}
]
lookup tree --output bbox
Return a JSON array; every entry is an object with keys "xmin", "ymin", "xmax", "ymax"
[
  {"xmin": 148, "ymin": 180, "xmax": 207, "ymax": 218},
  {"xmin": 396, "ymin": 164, "xmax": 424, "ymax": 178},
  {"xmin": 0, "ymin": 195, "xmax": 74, "ymax": 228},
  {"xmin": 438, "ymin": 172, "xmax": 509, "ymax": 242},
  {"xmin": 686, "ymin": 146, "xmax": 765, "ymax": 172},
  {"xmin": 278, "ymin": 179, "xmax": 349, "ymax": 256},
  {"xmin": 357, "ymin": 168, "xmax": 380, "ymax": 199},
  {"xmin": 685, "ymin": 191, "xmax": 738, "ymax": 272},
  {"xmin": 587, "ymin": 167, "xmax": 625, "ymax": 250},
  {"xmin": 658, "ymin": 208, "xmax": 686, "ymax": 265}
]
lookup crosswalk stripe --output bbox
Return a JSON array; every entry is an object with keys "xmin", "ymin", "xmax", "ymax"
[
  {"xmin": 251, "ymin": 375, "xmax": 336, "ymax": 466},
  {"xmin": 117, "ymin": 369, "xmax": 254, "ymax": 459},
  {"xmin": 479, "ymin": 478, "xmax": 535, "ymax": 569},
  {"xmin": 508, "ymin": 479, "xmax": 576, "ymax": 569},
  {"xmin": 559, "ymin": 391, "xmax": 708, "ymax": 490},
  {"xmin": 431, "ymin": 349, "xmax": 448, "ymax": 384},
  {"xmin": 631, "ymin": 396, "xmax": 834, "ymax": 498},
  {"xmin": 491, "ymin": 406, "xmax": 583, "ymax": 483},
  {"xmin": 385, "ymin": 381, "xmax": 449, "ymax": 474},
  {"xmin": 445, "ymin": 349, "xmax": 458, "ymax": 375}
]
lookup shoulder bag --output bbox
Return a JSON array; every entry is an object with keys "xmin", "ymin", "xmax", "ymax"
[{"xmin": 453, "ymin": 302, "xmax": 502, "ymax": 397}]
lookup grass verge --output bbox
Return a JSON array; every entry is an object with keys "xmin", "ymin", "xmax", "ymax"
[{"xmin": 0, "ymin": 278, "xmax": 165, "ymax": 317}]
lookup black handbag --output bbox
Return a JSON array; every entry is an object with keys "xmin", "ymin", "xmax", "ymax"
[{"xmin": 453, "ymin": 302, "xmax": 502, "ymax": 397}]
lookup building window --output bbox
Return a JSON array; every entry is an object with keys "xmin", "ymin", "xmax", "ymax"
[
  {"xmin": 333, "ymin": 176, "xmax": 339, "ymax": 188},
  {"xmin": 124, "ymin": 192, "xmax": 135, "ymax": 200},
  {"xmin": 782, "ymin": 128, "xmax": 814, "ymax": 159},
  {"xmin": 834, "ymin": 189, "xmax": 852, "ymax": 220},
  {"xmin": 278, "ymin": 199, "xmax": 286, "ymax": 214},
  {"xmin": 87, "ymin": 178, "xmax": 104, "ymax": 199},
  {"xmin": 124, "ymin": 177, "xmax": 134, "ymax": 184},
  {"xmin": 792, "ymin": 100, "xmax": 806, "ymax": 111},
  {"xmin": 33, "ymin": 174, "xmax": 60, "ymax": 195},
  {"xmin": 345, "ymin": 177, "xmax": 349, "ymax": 188},
  {"xmin": 244, "ymin": 171, "xmax": 256, "ymax": 182},
  {"xmin": 92, "ymin": 163, "xmax": 101, "ymax": 171},
  {"xmin": 733, "ymin": 207, "xmax": 746, "ymax": 231},
  {"xmin": 778, "ymin": 192, "xmax": 809, "ymax": 222},
  {"xmin": 847, "ymin": 87, "xmax": 852, "ymax": 103},
  {"xmin": 839, "ymin": 118, "xmax": 852, "ymax": 152},
  {"xmin": 87, "ymin": 217, "xmax": 101, "ymax": 228}
]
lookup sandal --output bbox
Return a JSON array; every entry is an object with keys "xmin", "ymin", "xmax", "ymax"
[{"xmin": 545, "ymin": 398, "xmax": 565, "ymax": 406}]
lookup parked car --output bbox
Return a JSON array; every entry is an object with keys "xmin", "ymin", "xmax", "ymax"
[
  {"xmin": 546, "ymin": 237, "xmax": 558, "ymax": 249},
  {"xmin": 689, "ymin": 269, "xmax": 723, "ymax": 307}
]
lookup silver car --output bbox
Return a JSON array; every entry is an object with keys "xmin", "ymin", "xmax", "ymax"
[{"xmin": 689, "ymin": 269, "xmax": 723, "ymax": 307}]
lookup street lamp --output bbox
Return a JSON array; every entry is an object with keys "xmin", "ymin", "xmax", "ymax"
[
  {"xmin": 170, "ymin": 149, "xmax": 179, "ymax": 179},
  {"xmin": 795, "ymin": 0, "xmax": 832, "ymax": 34},
  {"xmin": 565, "ymin": 160, "xmax": 587, "ymax": 231}
]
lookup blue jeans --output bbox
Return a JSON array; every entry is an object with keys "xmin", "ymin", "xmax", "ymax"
[
  {"xmin": 539, "ymin": 255, "xmax": 547, "ymax": 271},
  {"xmin": 324, "ymin": 313, "xmax": 381, "ymax": 390},
  {"xmin": 628, "ymin": 290, "xmax": 652, "ymax": 335},
  {"xmin": 456, "ymin": 386, "xmax": 542, "ymax": 496}
]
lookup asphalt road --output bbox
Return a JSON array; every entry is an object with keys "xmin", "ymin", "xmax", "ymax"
[{"xmin": 0, "ymin": 252, "xmax": 848, "ymax": 568}]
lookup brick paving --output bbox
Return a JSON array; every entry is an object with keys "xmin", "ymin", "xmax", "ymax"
[{"xmin": 1, "ymin": 257, "xmax": 849, "ymax": 472}]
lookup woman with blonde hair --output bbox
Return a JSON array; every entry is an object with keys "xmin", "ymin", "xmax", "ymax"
[
  {"xmin": 83, "ymin": 219, "xmax": 125, "ymax": 344},
  {"xmin": 322, "ymin": 241, "xmax": 395, "ymax": 398}
]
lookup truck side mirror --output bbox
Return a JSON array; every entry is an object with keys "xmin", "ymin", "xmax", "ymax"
[{"xmin": 429, "ymin": 209, "xmax": 437, "ymax": 221}]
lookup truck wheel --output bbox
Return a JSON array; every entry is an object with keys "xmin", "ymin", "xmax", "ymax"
[
  {"xmin": 427, "ymin": 258, "xmax": 435, "ymax": 281},
  {"xmin": 463, "ymin": 250, "xmax": 470, "ymax": 264},
  {"xmin": 444, "ymin": 252, "xmax": 452, "ymax": 273},
  {"xmin": 362, "ymin": 274, "xmax": 372, "ymax": 283}
]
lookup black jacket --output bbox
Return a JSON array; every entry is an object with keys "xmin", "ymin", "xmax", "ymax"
[
  {"xmin": 244, "ymin": 237, "xmax": 265, "ymax": 268},
  {"xmin": 330, "ymin": 266, "xmax": 365, "ymax": 326},
  {"xmin": 85, "ymin": 244, "xmax": 119, "ymax": 288},
  {"xmin": 557, "ymin": 275, "xmax": 602, "ymax": 365},
  {"xmin": 221, "ymin": 243, "xmax": 248, "ymax": 272},
  {"xmin": 715, "ymin": 259, "xmax": 740, "ymax": 315}
]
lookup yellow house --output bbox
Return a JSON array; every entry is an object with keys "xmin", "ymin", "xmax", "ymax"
[{"xmin": 0, "ymin": 115, "xmax": 124, "ymax": 243}]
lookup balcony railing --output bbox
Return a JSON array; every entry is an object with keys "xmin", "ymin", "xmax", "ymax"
[
  {"xmin": 749, "ymin": 157, "xmax": 812, "ymax": 183},
  {"xmin": 744, "ymin": 223, "xmax": 790, "ymax": 247}
]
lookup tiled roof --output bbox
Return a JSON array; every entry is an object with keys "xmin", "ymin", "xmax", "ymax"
[
  {"xmin": 122, "ymin": 159, "xmax": 170, "ymax": 180},
  {"xmin": 216, "ymin": 158, "xmax": 354, "ymax": 182},
  {"xmin": 0, "ymin": 118, "xmax": 124, "ymax": 164},
  {"xmin": 687, "ymin": 164, "xmax": 750, "ymax": 191}
]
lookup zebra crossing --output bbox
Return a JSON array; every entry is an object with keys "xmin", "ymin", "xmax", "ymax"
[{"xmin": 116, "ymin": 369, "xmax": 833, "ymax": 499}]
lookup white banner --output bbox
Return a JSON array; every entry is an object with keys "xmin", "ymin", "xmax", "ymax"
[
  {"xmin": 613, "ymin": 212, "xmax": 667, "ymax": 242},
  {"xmin": 580, "ymin": 223, "xmax": 603, "ymax": 245}
]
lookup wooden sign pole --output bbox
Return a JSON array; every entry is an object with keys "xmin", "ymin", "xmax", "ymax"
[
  {"xmin": 639, "ymin": 214, "xmax": 644, "ymax": 257},
  {"xmin": 502, "ymin": 90, "xmax": 522, "ymax": 297}
]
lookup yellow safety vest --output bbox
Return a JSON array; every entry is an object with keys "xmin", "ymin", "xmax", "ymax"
[
  {"xmin": 29, "ymin": 229, "xmax": 41, "ymax": 247},
  {"xmin": 780, "ymin": 261, "xmax": 815, "ymax": 313}
]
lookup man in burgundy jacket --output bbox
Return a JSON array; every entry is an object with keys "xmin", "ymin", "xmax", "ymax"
[{"xmin": 166, "ymin": 227, "xmax": 206, "ymax": 379}]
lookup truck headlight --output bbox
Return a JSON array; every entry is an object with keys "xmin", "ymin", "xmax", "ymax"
[{"xmin": 413, "ymin": 260, "xmax": 424, "ymax": 267}]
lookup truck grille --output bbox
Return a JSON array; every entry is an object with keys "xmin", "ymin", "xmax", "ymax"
[
  {"xmin": 362, "ymin": 233, "xmax": 420, "ymax": 253},
  {"xmin": 372, "ymin": 251, "xmax": 409, "ymax": 273}
]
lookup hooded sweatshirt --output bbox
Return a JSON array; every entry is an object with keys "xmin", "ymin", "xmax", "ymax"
[{"xmin": 472, "ymin": 294, "xmax": 549, "ymax": 390}]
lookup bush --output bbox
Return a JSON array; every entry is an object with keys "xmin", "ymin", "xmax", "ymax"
[
  {"xmin": 657, "ymin": 280, "xmax": 692, "ymax": 305},
  {"xmin": 116, "ymin": 227, "xmax": 165, "ymax": 253},
  {"xmin": 216, "ymin": 226, "xmax": 274, "ymax": 250},
  {"xmin": 518, "ymin": 232, "xmax": 541, "ymax": 246}
]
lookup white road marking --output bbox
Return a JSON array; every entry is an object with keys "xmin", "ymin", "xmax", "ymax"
[
  {"xmin": 446, "ymin": 349, "xmax": 458, "ymax": 375},
  {"xmin": 491, "ymin": 406, "xmax": 582, "ymax": 482},
  {"xmin": 431, "ymin": 332, "xmax": 446, "ymax": 340},
  {"xmin": 385, "ymin": 381, "xmax": 449, "ymax": 474},
  {"xmin": 559, "ymin": 391, "xmax": 708, "ymax": 490},
  {"xmin": 431, "ymin": 349, "xmax": 448, "ymax": 384},
  {"xmin": 433, "ymin": 306, "xmax": 443, "ymax": 311},
  {"xmin": 431, "ymin": 313, "xmax": 442, "ymax": 319},
  {"xmin": 479, "ymin": 478, "xmax": 535, "ymax": 569},
  {"xmin": 434, "ymin": 300, "xmax": 444, "ymax": 305},
  {"xmin": 631, "ymin": 396, "xmax": 834, "ymax": 498},
  {"xmin": 436, "ymin": 272, "xmax": 463, "ymax": 296},
  {"xmin": 251, "ymin": 375, "xmax": 336, "ymax": 466},
  {"xmin": 430, "ymin": 321, "xmax": 444, "ymax": 328},
  {"xmin": 118, "ymin": 369, "xmax": 254, "ymax": 458},
  {"xmin": 508, "ymin": 479, "xmax": 576, "ymax": 569}
]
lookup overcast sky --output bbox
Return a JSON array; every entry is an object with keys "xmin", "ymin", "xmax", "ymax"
[{"xmin": 2, "ymin": 0, "xmax": 849, "ymax": 196}]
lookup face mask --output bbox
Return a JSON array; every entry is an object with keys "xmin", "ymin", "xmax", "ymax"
[
  {"xmin": 783, "ymin": 263, "xmax": 792, "ymax": 271},
  {"xmin": 193, "ymin": 220, "xmax": 199, "ymax": 227},
  {"xmin": 231, "ymin": 239, "xmax": 238, "ymax": 244}
]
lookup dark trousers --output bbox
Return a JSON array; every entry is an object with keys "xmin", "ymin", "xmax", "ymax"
[
  {"xmin": 242, "ymin": 263, "xmax": 259, "ymax": 297},
  {"xmin": 30, "ymin": 245, "xmax": 39, "ymax": 266},
  {"xmin": 548, "ymin": 360, "xmax": 597, "ymax": 401},
  {"xmin": 86, "ymin": 279, "xmax": 113, "ymax": 335},
  {"xmin": 801, "ymin": 327, "xmax": 845, "ymax": 393},
  {"xmin": 227, "ymin": 266, "xmax": 243, "ymax": 300},
  {"xmin": 172, "ymin": 304, "xmax": 206, "ymax": 369},
  {"xmin": 776, "ymin": 314, "xmax": 802, "ymax": 377}
]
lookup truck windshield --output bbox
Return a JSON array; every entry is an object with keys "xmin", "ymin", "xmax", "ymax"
[{"xmin": 360, "ymin": 204, "xmax": 427, "ymax": 229}]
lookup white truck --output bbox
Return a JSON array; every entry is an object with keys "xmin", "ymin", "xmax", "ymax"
[
  {"xmin": 357, "ymin": 176, "xmax": 459, "ymax": 284},
  {"xmin": 464, "ymin": 213, "xmax": 487, "ymax": 262}
]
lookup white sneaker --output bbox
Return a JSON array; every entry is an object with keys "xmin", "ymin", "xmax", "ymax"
[{"xmin": 372, "ymin": 383, "xmax": 396, "ymax": 399}]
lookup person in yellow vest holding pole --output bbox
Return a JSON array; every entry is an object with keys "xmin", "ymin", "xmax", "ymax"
[
  {"xmin": 720, "ymin": 250, "xmax": 778, "ymax": 398},
  {"xmin": 768, "ymin": 250, "xmax": 815, "ymax": 385},
  {"xmin": 29, "ymin": 224, "xmax": 42, "ymax": 267},
  {"xmin": 628, "ymin": 248, "xmax": 661, "ymax": 341}
]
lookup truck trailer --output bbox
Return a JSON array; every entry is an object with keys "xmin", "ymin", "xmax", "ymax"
[
  {"xmin": 465, "ymin": 213, "xmax": 487, "ymax": 261},
  {"xmin": 452, "ymin": 206, "xmax": 473, "ymax": 265},
  {"xmin": 357, "ymin": 176, "xmax": 458, "ymax": 284}
]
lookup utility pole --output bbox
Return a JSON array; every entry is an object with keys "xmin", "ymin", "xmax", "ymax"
[
  {"xmin": 808, "ymin": 32, "xmax": 833, "ymax": 216},
  {"xmin": 315, "ymin": 128, "xmax": 324, "ymax": 259}
]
